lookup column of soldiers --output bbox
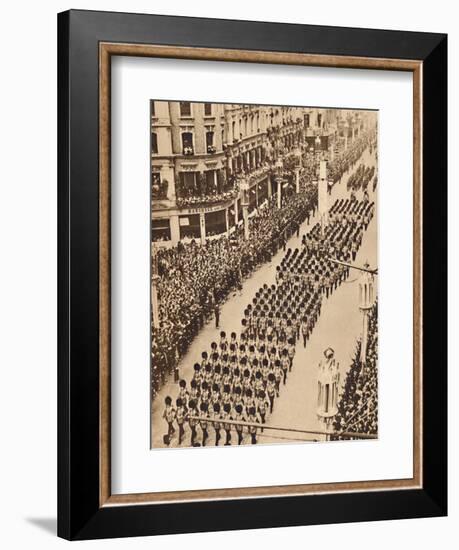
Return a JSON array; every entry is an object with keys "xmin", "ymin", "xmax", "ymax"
[{"xmin": 162, "ymin": 194, "xmax": 375, "ymax": 447}]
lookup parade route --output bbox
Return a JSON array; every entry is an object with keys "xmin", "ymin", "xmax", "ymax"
[{"xmin": 151, "ymin": 146, "xmax": 377, "ymax": 448}]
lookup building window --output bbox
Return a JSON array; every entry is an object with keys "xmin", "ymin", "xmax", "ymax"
[
  {"xmin": 182, "ymin": 132, "xmax": 194, "ymax": 155},
  {"xmin": 179, "ymin": 102, "xmax": 192, "ymax": 117},
  {"xmin": 151, "ymin": 100, "xmax": 155, "ymax": 117},
  {"xmin": 304, "ymin": 114, "xmax": 310, "ymax": 128},
  {"xmin": 317, "ymin": 113, "xmax": 322, "ymax": 127},
  {"xmin": 205, "ymin": 209, "xmax": 227, "ymax": 236},
  {"xmin": 151, "ymin": 132, "xmax": 158, "ymax": 154},
  {"xmin": 206, "ymin": 131, "xmax": 215, "ymax": 153},
  {"xmin": 152, "ymin": 172, "xmax": 168, "ymax": 200},
  {"xmin": 151, "ymin": 218, "xmax": 171, "ymax": 242},
  {"xmin": 204, "ymin": 103, "xmax": 212, "ymax": 116},
  {"xmin": 232, "ymin": 121, "xmax": 236, "ymax": 142},
  {"xmin": 178, "ymin": 171, "xmax": 198, "ymax": 197},
  {"xmin": 179, "ymin": 214, "xmax": 201, "ymax": 240}
]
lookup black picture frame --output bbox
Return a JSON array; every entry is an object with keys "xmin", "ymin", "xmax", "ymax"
[{"xmin": 58, "ymin": 9, "xmax": 447, "ymax": 540}]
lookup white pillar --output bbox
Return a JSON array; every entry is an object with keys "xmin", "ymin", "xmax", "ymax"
[
  {"xmin": 318, "ymin": 160, "xmax": 329, "ymax": 232},
  {"xmin": 295, "ymin": 168, "xmax": 300, "ymax": 194},
  {"xmin": 243, "ymin": 205, "xmax": 249, "ymax": 240},
  {"xmin": 170, "ymin": 215, "xmax": 180, "ymax": 245},
  {"xmin": 277, "ymin": 179, "xmax": 282, "ymax": 209}
]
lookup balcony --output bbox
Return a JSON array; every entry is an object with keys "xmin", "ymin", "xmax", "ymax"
[{"xmin": 175, "ymin": 170, "xmax": 240, "ymax": 208}]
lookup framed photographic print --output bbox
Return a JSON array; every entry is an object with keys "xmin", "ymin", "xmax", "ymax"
[{"xmin": 58, "ymin": 9, "xmax": 447, "ymax": 540}]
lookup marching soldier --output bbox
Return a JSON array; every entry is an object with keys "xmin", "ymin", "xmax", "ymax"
[
  {"xmin": 199, "ymin": 402, "xmax": 209, "ymax": 447},
  {"xmin": 234, "ymin": 403, "xmax": 245, "ymax": 445},
  {"xmin": 257, "ymin": 390, "xmax": 269, "ymax": 431},
  {"xmin": 247, "ymin": 406, "xmax": 259, "ymax": 445},
  {"xmin": 175, "ymin": 397, "xmax": 187, "ymax": 445},
  {"xmin": 187, "ymin": 400, "xmax": 200, "ymax": 447},
  {"xmin": 212, "ymin": 402, "xmax": 222, "ymax": 446},
  {"xmin": 162, "ymin": 396, "xmax": 176, "ymax": 446},
  {"xmin": 222, "ymin": 403, "xmax": 232, "ymax": 446}
]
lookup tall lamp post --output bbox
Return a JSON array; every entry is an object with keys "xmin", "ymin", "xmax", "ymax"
[
  {"xmin": 240, "ymin": 178, "xmax": 250, "ymax": 240},
  {"xmin": 358, "ymin": 261, "xmax": 376, "ymax": 365},
  {"xmin": 294, "ymin": 146, "xmax": 302, "ymax": 193},
  {"xmin": 318, "ymin": 159, "xmax": 329, "ymax": 235},
  {"xmin": 275, "ymin": 158, "xmax": 283, "ymax": 209},
  {"xmin": 317, "ymin": 347, "xmax": 340, "ymax": 440}
]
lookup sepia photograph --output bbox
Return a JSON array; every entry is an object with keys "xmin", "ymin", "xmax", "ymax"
[{"xmin": 150, "ymin": 101, "xmax": 378, "ymax": 449}]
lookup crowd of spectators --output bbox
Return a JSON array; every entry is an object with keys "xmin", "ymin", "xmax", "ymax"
[
  {"xmin": 331, "ymin": 301, "xmax": 378, "ymax": 439},
  {"xmin": 151, "ymin": 185, "xmax": 317, "ymax": 396}
]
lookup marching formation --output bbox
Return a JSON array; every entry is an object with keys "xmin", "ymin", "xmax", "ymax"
[
  {"xmin": 161, "ymin": 190, "xmax": 375, "ymax": 447},
  {"xmin": 152, "ymin": 187, "xmax": 317, "ymax": 396}
]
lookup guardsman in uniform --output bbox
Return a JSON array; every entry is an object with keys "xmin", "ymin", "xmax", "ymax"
[
  {"xmin": 281, "ymin": 349, "xmax": 290, "ymax": 385},
  {"xmin": 162, "ymin": 396, "xmax": 176, "ymax": 446},
  {"xmin": 189, "ymin": 379, "xmax": 200, "ymax": 404},
  {"xmin": 188, "ymin": 399, "xmax": 199, "ymax": 447},
  {"xmin": 267, "ymin": 372, "xmax": 276, "ymax": 413},
  {"xmin": 178, "ymin": 379, "xmax": 188, "ymax": 407},
  {"xmin": 233, "ymin": 384, "xmax": 244, "ymax": 411},
  {"xmin": 234, "ymin": 403, "xmax": 245, "ymax": 445},
  {"xmin": 192, "ymin": 362, "xmax": 202, "ymax": 386},
  {"xmin": 273, "ymin": 360, "xmax": 282, "ymax": 397},
  {"xmin": 254, "ymin": 369, "xmax": 264, "ymax": 395},
  {"xmin": 213, "ymin": 364, "xmax": 222, "ymax": 386},
  {"xmin": 300, "ymin": 317, "xmax": 308, "ymax": 348},
  {"xmin": 247, "ymin": 406, "xmax": 259, "ymax": 445},
  {"xmin": 175, "ymin": 397, "xmax": 187, "ymax": 445},
  {"xmin": 199, "ymin": 402, "xmax": 209, "ymax": 447},
  {"xmin": 200, "ymin": 351, "xmax": 209, "ymax": 370},
  {"xmin": 212, "ymin": 402, "xmax": 222, "ymax": 446},
  {"xmin": 200, "ymin": 381, "xmax": 210, "ymax": 407},
  {"xmin": 210, "ymin": 383, "xmax": 220, "ymax": 409},
  {"xmin": 257, "ymin": 390, "xmax": 269, "ymax": 432},
  {"xmin": 204, "ymin": 363, "xmax": 213, "ymax": 386},
  {"xmin": 222, "ymin": 403, "xmax": 232, "ymax": 446}
]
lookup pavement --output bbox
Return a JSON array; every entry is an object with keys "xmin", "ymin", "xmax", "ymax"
[{"xmin": 151, "ymin": 146, "xmax": 378, "ymax": 448}]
